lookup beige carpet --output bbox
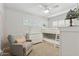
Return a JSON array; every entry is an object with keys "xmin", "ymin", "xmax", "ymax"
[{"xmin": 29, "ymin": 41, "xmax": 59, "ymax": 56}]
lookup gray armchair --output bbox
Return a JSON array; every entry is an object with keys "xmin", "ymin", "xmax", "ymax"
[{"xmin": 7, "ymin": 35, "xmax": 32, "ymax": 56}]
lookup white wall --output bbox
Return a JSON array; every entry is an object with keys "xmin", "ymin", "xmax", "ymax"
[{"xmin": 4, "ymin": 8, "xmax": 48, "ymax": 36}]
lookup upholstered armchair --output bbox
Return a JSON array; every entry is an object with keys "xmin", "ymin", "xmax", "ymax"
[{"xmin": 7, "ymin": 35, "xmax": 32, "ymax": 56}]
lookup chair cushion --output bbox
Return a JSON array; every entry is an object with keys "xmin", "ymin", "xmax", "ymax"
[
  {"xmin": 23, "ymin": 42, "xmax": 32, "ymax": 51},
  {"xmin": 15, "ymin": 36, "xmax": 26, "ymax": 43},
  {"xmin": 7, "ymin": 35, "xmax": 15, "ymax": 43}
]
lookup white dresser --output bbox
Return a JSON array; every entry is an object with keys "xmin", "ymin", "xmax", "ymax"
[
  {"xmin": 29, "ymin": 27, "xmax": 43, "ymax": 44},
  {"xmin": 59, "ymin": 26, "xmax": 79, "ymax": 56}
]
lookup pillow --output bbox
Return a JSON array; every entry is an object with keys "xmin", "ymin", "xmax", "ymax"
[{"xmin": 15, "ymin": 36, "xmax": 26, "ymax": 43}]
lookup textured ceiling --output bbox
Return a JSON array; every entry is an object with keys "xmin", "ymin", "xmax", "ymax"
[{"xmin": 5, "ymin": 3, "xmax": 77, "ymax": 18}]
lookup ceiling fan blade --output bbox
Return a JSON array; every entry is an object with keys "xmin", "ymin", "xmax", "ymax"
[{"xmin": 39, "ymin": 3, "xmax": 49, "ymax": 10}]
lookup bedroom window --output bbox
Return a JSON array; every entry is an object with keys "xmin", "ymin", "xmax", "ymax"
[{"xmin": 52, "ymin": 20, "xmax": 70, "ymax": 27}]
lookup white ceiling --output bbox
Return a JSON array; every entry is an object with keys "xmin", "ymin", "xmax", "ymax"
[{"xmin": 4, "ymin": 3, "xmax": 77, "ymax": 18}]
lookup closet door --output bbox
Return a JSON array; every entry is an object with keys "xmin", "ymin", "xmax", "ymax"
[
  {"xmin": 0, "ymin": 13, "xmax": 3, "ymax": 49},
  {"xmin": 0, "ymin": 3, "xmax": 4, "ymax": 49}
]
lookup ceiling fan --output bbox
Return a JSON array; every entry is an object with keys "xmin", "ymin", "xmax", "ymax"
[
  {"xmin": 39, "ymin": 3, "xmax": 59, "ymax": 14},
  {"xmin": 39, "ymin": 4, "xmax": 51, "ymax": 14}
]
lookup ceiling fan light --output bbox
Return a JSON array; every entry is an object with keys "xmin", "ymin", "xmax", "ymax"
[{"xmin": 44, "ymin": 9, "xmax": 49, "ymax": 13}]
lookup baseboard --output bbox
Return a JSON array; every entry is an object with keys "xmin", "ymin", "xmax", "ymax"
[{"xmin": 33, "ymin": 42, "xmax": 42, "ymax": 45}]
